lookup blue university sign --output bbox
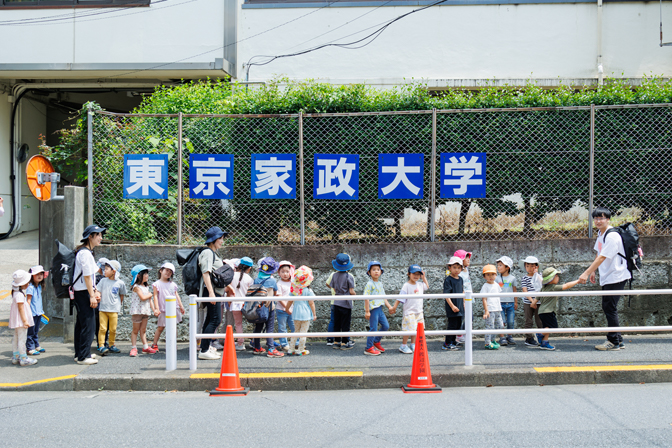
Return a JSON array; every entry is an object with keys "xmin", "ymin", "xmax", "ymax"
[
  {"xmin": 251, "ymin": 154, "xmax": 297, "ymax": 199},
  {"xmin": 378, "ymin": 154, "xmax": 424, "ymax": 199},
  {"xmin": 440, "ymin": 153, "xmax": 487, "ymax": 199},
  {"xmin": 189, "ymin": 154, "xmax": 234, "ymax": 199},
  {"xmin": 123, "ymin": 154, "xmax": 169, "ymax": 200},
  {"xmin": 313, "ymin": 154, "xmax": 359, "ymax": 200}
]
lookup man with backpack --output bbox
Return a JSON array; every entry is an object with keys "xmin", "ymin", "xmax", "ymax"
[{"xmin": 579, "ymin": 207, "xmax": 633, "ymax": 351}]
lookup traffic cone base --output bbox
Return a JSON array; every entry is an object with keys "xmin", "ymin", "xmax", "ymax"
[
  {"xmin": 402, "ymin": 322, "xmax": 442, "ymax": 393},
  {"xmin": 209, "ymin": 325, "xmax": 249, "ymax": 397}
]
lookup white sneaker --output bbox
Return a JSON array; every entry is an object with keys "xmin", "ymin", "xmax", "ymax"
[
  {"xmin": 399, "ymin": 345, "xmax": 413, "ymax": 354},
  {"xmin": 11, "ymin": 357, "xmax": 20, "ymax": 365},
  {"xmin": 410, "ymin": 344, "xmax": 416, "ymax": 352},
  {"xmin": 20, "ymin": 357, "xmax": 38, "ymax": 366},
  {"xmin": 595, "ymin": 341, "xmax": 620, "ymax": 351},
  {"xmin": 235, "ymin": 343, "xmax": 246, "ymax": 351},
  {"xmin": 74, "ymin": 353, "xmax": 98, "ymax": 362},
  {"xmin": 208, "ymin": 346, "xmax": 218, "ymax": 354},
  {"xmin": 198, "ymin": 350, "xmax": 220, "ymax": 360},
  {"xmin": 212, "ymin": 341, "xmax": 224, "ymax": 350},
  {"xmin": 76, "ymin": 357, "xmax": 98, "ymax": 365}
]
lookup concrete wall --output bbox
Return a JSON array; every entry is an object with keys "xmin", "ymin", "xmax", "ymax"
[
  {"xmin": 239, "ymin": 2, "xmax": 672, "ymax": 87},
  {"xmin": 86, "ymin": 236, "xmax": 672, "ymax": 342}
]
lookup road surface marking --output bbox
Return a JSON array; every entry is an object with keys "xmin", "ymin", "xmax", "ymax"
[
  {"xmin": 535, "ymin": 365, "xmax": 672, "ymax": 373},
  {"xmin": 0, "ymin": 322, "xmax": 8, "ymax": 327},
  {"xmin": 191, "ymin": 371, "xmax": 364, "ymax": 379},
  {"xmin": 0, "ymin": 290, "xmax": 10, "ymax": 300},
  {"xmin": 0, "ymin": 374, "xmax": 78, "ymax": 388}
]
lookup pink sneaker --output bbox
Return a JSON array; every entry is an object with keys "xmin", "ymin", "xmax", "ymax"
[
  {"xmin": 266, "ymin": 348, "xmax": 284, "ymax": 358},
  {"xmin": 129, "ymin": 348, "xmax": 138, "ymax": 357},
  {"xmin": 142, "ymin": 346, "xmax": 157, "ymax": 354}
]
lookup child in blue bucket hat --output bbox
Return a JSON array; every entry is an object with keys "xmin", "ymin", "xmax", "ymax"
[
  {"xmin": 251, "ymin": 257, "xmax": 284, "ymax": 358},
  {"xmin": 330, "ymin": 253, "xmax": 356, "ymax": 350}
]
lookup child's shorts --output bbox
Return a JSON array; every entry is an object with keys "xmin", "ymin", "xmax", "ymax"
[
  {"xmin": 401, "ymin": 312, "xmax": 425, "ymax": 332},
  {"xmin": 539, "ymin": 312, "xmax": 558, "ymax": 329},
  {"xmin": 131, "ymin": 314, "xmax": 150, "ymax": 324}
]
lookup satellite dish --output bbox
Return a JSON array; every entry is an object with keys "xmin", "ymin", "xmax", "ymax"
[{"xmin": 26, "ymin": 155, "xmax": 63, "ymax": 202}]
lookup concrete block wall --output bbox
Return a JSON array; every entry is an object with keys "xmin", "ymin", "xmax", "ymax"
[{"xmin": 90, "ymin": 236, "xmax": 672, "ymax": 342}]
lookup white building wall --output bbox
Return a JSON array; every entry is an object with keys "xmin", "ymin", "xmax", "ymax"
[
  {"xmin": 0, "ymin": 92, "xmax": 11, "ymax": 234},
  {"xmin": 238, "ymin": 2, "xmax": 672, "ymax": 86},
  {"xmin": 18, "ymin": 100, "xmax": 46, "ymax": 233}
]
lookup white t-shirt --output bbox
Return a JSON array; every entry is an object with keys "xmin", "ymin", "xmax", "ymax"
[
  {"xmin": 594, "ymin": 227, "xmax": 632, "ymax": 286},
  {"xmin": 480, "ymin": 282, "xmax": 502, "ymax": 312},
  {"xmin": 459, "ymin": 268, "xmax": 472, "ymax": 293},
  {"xmin": 276, "ymin": 279, "xmax": 293, "ymax": 312},
  {"xmin": 398, "ymin": 281, "xmax": 428, "ymax": 315},
  {"xmin": 229, "ymin": 273, "xmax": 253, "ymax": 312},
  {"xmin": 73, "ymin": 249, "xmax": 97, "ymax": 292}
]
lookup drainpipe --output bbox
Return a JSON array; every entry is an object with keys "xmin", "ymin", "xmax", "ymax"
[{"xmin": 597, "ymin": 0, "xmax": 604, "ymax": 86}]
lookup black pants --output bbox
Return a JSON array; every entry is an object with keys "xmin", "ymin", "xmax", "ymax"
[
  {"xmin": 201, "ymin": 301, "xmax": 222, "ymax": 352},
  {"xmin": 445, "ymin": 311, "xmax": 463, "ymax": 345},
  {"xmin": 602, "ymin": 280, "xmax": 627, "ymax": 345},
  {"xmin": 333, "ymin": 305, "xmax": 352, "ymax": 344},
  {"xmin": 73, "ymin": 290, "xmax": 96, "ymax": 361}
]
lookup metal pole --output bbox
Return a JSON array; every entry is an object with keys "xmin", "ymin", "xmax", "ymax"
[
  {"xmin": 87, "ymin": 104, "xmax": 94, "ymax": 226},
  {"xmin": 464, "ymin": 291, "xmax": 473, "ymax": 367},
  {"xmin": 588, "ymin": 104, "xmax": 595, "ymax": 238},
  {"xmin": 165, "ymin": 296, "xmax": 177, "ymax": 371},
  {"xmin": 177, "ymin": 112, "xmax": 183, "ymax": 245},
  {"xmin": 189, "ymin": 295, "xmax": 198, "ymax": 371},
  {"xmin": 430, "ymin": 109, "xmax": 437, "ymax": 242},
  {"xmin": 299, "ymin": 111, "xmax": 305, "ymax": 245}
]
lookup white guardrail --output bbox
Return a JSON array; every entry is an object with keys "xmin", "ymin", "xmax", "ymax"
[{"xmin": 160, "ymin": 289, "xmax": 672, "ymax": 371}]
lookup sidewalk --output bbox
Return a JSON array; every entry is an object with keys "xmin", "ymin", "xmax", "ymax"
[{"xmin": 2, "ymin": 334, "xmax": 672, "ymax": 391}]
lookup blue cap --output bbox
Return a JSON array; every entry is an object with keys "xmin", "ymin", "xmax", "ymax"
[
  {"xmin": 204, "ymin": 226, "xmax": 228, "ymax": 244},
  {"xmin": 408, "ymin": 264, "xmax": 423, "ymax": 274},
  {"xmin": 81, "ymin": 224, "xmax": 106, "ymax": 243},
  {"xmin": 257, "ymin": 256, "xmax": 278, "ymax": 276},
  {"xmin": 366, "ymin": 261, "xmax": 384, "ymax": 276},
  {"xmin": 131, "ymin": 264, "xmax": 151, "ymax": 285},
  {"xmin": 239, "ymin": 257, "xmax": 254, "ymax": 267},
  {"xmin": 332, "ymin": 253, "xmax": 353, "ymax": 272}
]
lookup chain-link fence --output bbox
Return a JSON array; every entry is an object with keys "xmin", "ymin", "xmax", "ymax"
[{"xmin": 89, "ymin": 104, "xmax": 672, "ymax": 245}]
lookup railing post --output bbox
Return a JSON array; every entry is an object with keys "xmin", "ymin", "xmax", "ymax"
[
  {"xmin": 177, "ymin": 112, "xmax": 183, "ymax": 245},
  {"xmin": 464, "ymin": 291, "xmax": 473, "ymax": 367},
  {"xmin": 588, "ymin": 104, "xmax": 595, "ymax": 238},
  {"xmin": 299, "ymin": 111, "xmax": 305, "ymax": 245},
  {"xmin": 189, "ymin": 295, "xmax": 198, "ymax": 371},
  {"xmin": 87, "ymin": 104, "xmax": 94, "ymax": 226},
  {"xmin": 430, "ymin": 108, "xmax": 437, "ymax": 242},
  {"xmin": 165, "ymin": 295, "xmax": 177, "ymax": 371}
]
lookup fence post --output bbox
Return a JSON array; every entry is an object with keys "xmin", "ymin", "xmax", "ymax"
[
  {"xmin": 464, "ymin": 290, "xmax": 473, "ymax": 367},
  {"xmin": 189, "ymin": 295, "xmax": 198, "ymax": 371},
  {"xmin": 299, "ymin": 111, "xmax": 305, "ymax": 246},
  {"xmin": 588, "ymin": 104, "xmax": 595, "ymax": 238},
  {"xmin": 177, "ymin": 112, "xmax": 183, "ymax": 245},
  {"xmin": 430, "ymin": 108, "xmax": 437, "ymax": 242},
  {"xmin": 165, "ymin": 295, "xmax": 177, "ymax": 371},
  {"xmin": 86, "ymin": 104, "xmax": 94, "ymax": 226}
]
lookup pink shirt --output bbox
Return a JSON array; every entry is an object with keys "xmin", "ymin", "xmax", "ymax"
[
  {"xmin": 9, "ymin": 290, "xmax": 33, "ymax": 329},
  {"xmin": 152, "ymin": 280, "xmax": 178, "ymax": 313}
]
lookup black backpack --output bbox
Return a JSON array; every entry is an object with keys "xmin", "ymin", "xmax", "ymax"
[
  {"xmin": 176, "ymin": 247, "xmax": 234, "ymax": 295},
  {"xmin": 50, "ymin": 239, "xmax": 89, "ymax": 299},
  {"xmin": 603, "ymin": 222, "xmax": 643, "ymax": 286}
]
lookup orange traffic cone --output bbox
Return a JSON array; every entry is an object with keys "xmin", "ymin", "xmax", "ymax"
[
  {"xmin": 210, "ymin": 325, "xmax": 249, "ymax": 396},
  {"xmin": 402, "ymin": 322, "xmax": 442, "ymax": 393}
]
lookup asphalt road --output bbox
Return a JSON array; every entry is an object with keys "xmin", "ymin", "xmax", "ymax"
[{"xmin": 1, "ymin": 383, "xmax": 671, "ymax": 447}]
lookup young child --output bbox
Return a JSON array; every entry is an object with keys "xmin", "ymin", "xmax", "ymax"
[
  {"xmin": 275, "ymin": 260, "xmax": 296, "ymax": 352},
  {"xmin": 481, "ymin": 264, "xmax": 503, "ymax": 350},
  {"xmin": 325, "ymin": 271, "xmax": 337, "ymax": 346},
  {"xmin": 538, "ymin": 267, "xmax": 580, "ymax": 351},
  {"xmin": 390, "ymin": 264, "xmax": 429, "ymax": 354},
  {"xmin": 496, "ymin": 256, "xmax": 518, "ymax": 346},
  {"xmin": 251, "ymin": 257, "xmax": 284, "ymax": 358},
  {"xmin": 26, "ymin": 265, "xmax": 46, "ymax": 356},
  {"xmin": 330, "ymin": 253, "xmax": 357, "ymax": 350},
  {"xmin": 151, "ymin": 262, "xmax": 185, "ymax": 353},
  {"xmin": 363, "ymin": 261, "xmax": 393, "ymax": 356},
  {"xmin": 95, "ymin": 260, "xmax": 126, "ymax": 355},
  {"xmin": 128, "ymin": 265, "xmax": 158, "ymax": 357},
  {"xmin": 443, "ymin": 256, "xmax": 464, "ymax": 351},
  {"xmin": 454, "ymin": 250, "xmax": 472, "ymax": 345},
  {"xmin": 520, "ymin": 256, "xmax": 543, "ymax": 347},
  {"xmin": 10, "ymin": 270, "xmax": 37, "ymax": 366},
  {"xmin": 286, "ymin": 266, "xmax": 317, "ymax": 356},
  {"xmin": 225, "ymin": 257, "xmax": 254, "ymax": 351}
]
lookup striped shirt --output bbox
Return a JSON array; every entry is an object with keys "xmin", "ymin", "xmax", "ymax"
[{"xmin": 520, "ymin": 273, "xmax": 543, "ymax": 305}]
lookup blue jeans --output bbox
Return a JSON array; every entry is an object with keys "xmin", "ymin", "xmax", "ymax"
[
  {"xmin": 276, "ymin": 309, "xmax": 295, "ymax": 346},
  {"xmin": 500, "ymin": 302, "xmax": 516, "ymax": 335},
  {"xmin": 366, "ymin": 306, "xmax": 389, "ymax": 349},
  {"xmin": 253, "ymin": 308, "xmax": 276, "ymax": 350},
  {"xmin": 26, "ymin": 314, "xmax": 41, "ymax": 351},
  {"xmin": 326, "ymin": 305, "xmax": 335, "ymax": 343}
]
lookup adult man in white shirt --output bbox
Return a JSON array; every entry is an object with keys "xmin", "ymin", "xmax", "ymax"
[{"xmin": 579, "ymin": 207, "xmax": 631, "ymax": 351}]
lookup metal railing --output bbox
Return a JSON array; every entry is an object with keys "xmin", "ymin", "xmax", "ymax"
[
  {"xmin": 168, "ymin": 289, "xmax": 672, "ymax": 372},
  {"xmin": 89, "ymin": 103, "xmax": 672, "ymax": 246}
]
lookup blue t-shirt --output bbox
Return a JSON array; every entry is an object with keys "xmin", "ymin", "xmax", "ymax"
[
  {"xmin": 292, "ymin": 288, "xmax": 315, "ymax": 321},
  {"xmin": 253, "ymin": 276, "xmax": 278, "ymax": 292},
  {"xmin": 26, "ymin": 284, "xmax": 43, "ymax": 316}
]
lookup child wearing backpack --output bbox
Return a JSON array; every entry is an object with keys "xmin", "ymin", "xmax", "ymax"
[
  {"xmin": 286, "ymin": 266, "xmax": 316, "ymax": 356},
  {"xmin": 129, "ymin": 265, "xmax": 158, "ymax": 357},
  {"xmin": 250, "ymin": 257, "xmax": 284, "ymax": 358},
  {"xmin": 225, "ymin": 257, "xmax": 254, "ymax": 351},
  {"xmin": 275, "ymin": 260, "xmax": 296, "ymax": 352},
  {"xmin": 10, "ymin": 270, "xmax": 37, "ymax": 366},
  {"xmin": 95, "ymin": 260, "xmax": 126, "ymax": 355},
  {"xmin": 151, "ymin": 263, "xmax": 184, "ymax": 353},
  {"xmin": 26, "ymin": 265, "xmax": 46, "ymax": 356},
  {"xmin": 330, "ymin": 253, "xmax": 357, "ymax": 350}
]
